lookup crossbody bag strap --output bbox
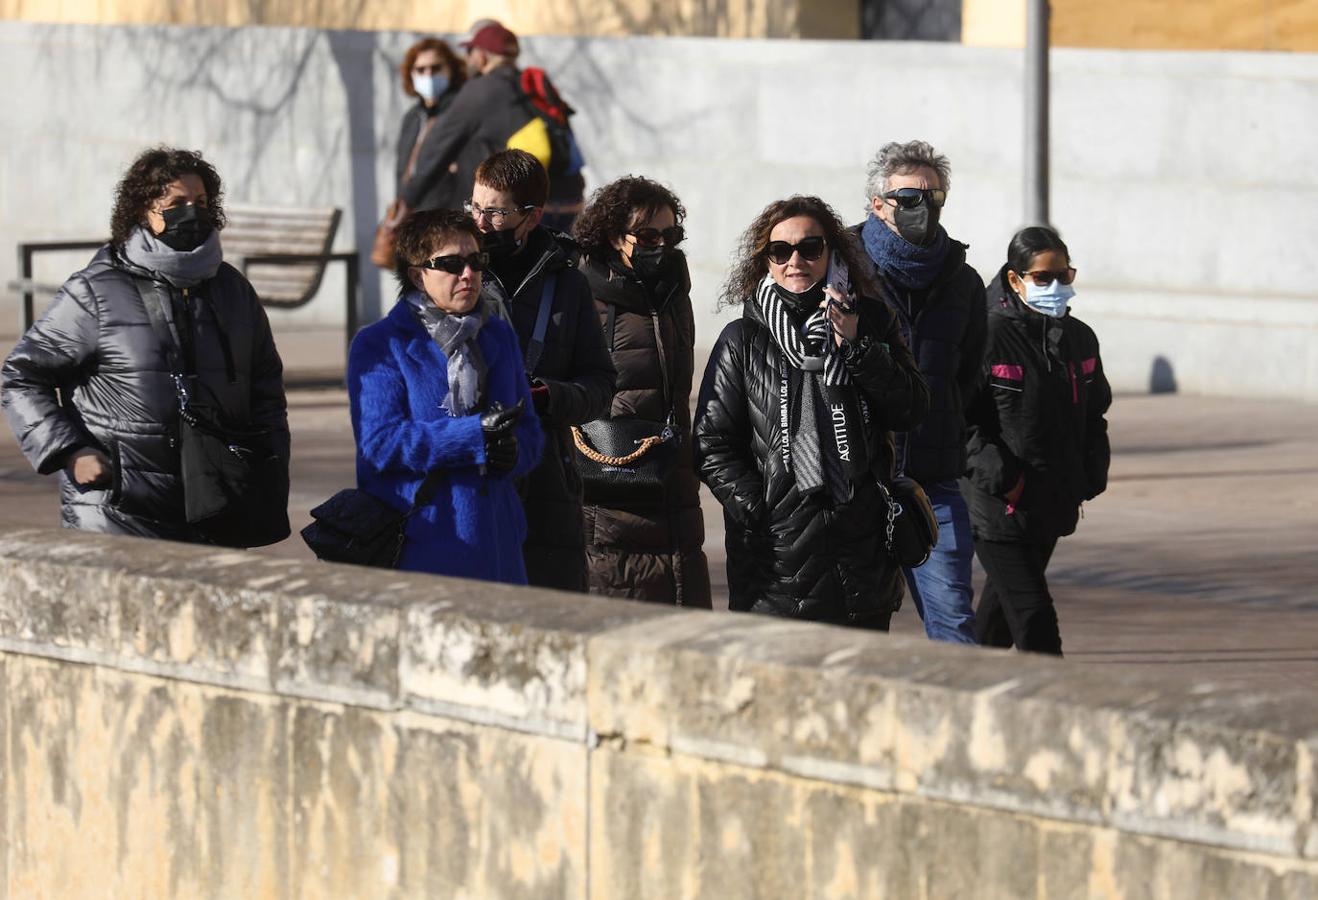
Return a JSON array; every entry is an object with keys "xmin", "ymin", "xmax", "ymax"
[
  {"xmin": 131, "ymin": 276, "xmax": 195, "ymax": 413},
  {"xmin": 407, "ymin": 468, "xmax": 449, "ymax": 516},
  {"xmin": 523, "ymin": 273, "xmax": 557, "ymax": 376},
  {"xmin": 605, "ymin": 302, "xmax": 618, "ymax": 354},
  {"xmin": 649, "ymin": 308, "xmax": 675, "ymax": 425},
  {"xmin": 402, "ymin": 115, "xmax": 437, "ymax": 184}
]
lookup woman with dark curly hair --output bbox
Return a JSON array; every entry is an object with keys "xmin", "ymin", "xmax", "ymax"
[
  {"xmin": 390, "ymin": 38, "xmax": 467, "ymax": 216},
  {"xmin": 2, "ymin": 147, "xmax": 289, "ymax": 544},
  {"xmin": 693, "ymin": 195, "xmax": 929, "ymax": 627},
  {"xmin": 570, "ymin": 176, "xmax": 711, "ymax": 607}
]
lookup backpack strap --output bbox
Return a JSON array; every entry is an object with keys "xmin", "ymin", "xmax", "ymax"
[{"xmin": 523, "ymin": 273, "xmax": 557, "ymax": 376}]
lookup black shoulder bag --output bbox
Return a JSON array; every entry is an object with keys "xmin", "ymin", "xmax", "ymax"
[
  {"xmin": 301, "ymin": 470, "xmax": 447, "ymax": 568},
  {"xmin": 876, "ymin": 476, "xmax": 939, "ymax": 569},
  {"xmin": 571, "ymin": 303, "xmax": 677, "ymax": 502},
  {"xmin": 135, "ymin": 278, "xmax": 290, "ymax": 548}
]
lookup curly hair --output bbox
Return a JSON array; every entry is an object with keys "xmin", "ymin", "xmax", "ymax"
[
  {"xmin": 399, "ymin": 37, "xmax": 466, "ymax": 100},
  {"xmin": 392, "ymin": 208, "xmax": 482, "ymax": 295},
  {"xmin": 109, "ymin": 147, "xmax": 226, "ymax": 247},
  {"xmin": 572, "ymin": 176, "xmax": 686, "ymax": 259},
  {"xmin": 719, "ymin": 195, "xmax": 877, "ymax": 309}
]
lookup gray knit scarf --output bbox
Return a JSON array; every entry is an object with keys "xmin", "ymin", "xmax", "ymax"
[
  {"xmin": 121, "ymin": 225, "xmax": 223, "ymax": 288},
  {"xmin": 756, "ymin": 274, "xmax": 861, "ymax": 501},
  {"xmin": 406, "ymin": 290, "xmax": 491, "ymax": 417}
]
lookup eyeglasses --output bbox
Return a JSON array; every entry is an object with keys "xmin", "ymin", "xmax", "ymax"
[
  {"xmin": 418, "ymin": 251, "xmax": 488, "ymax": 275},
  {"xmin": 464, "ymin": 200, "xmax": 536, "ymax": 227},
  {"xmin": 1017, "ymin": 266, "xmax": 1077, "ymax": 287},
  {"xmin": 629, "ymin": 225, "xmax": 684, "ymax": 247},
  {"xmin": 764, "ymin": 236, "xmax": 827, "ymax": 266},
  {"xmin": 881, "ymin": 187, "xmax": 947, "ymax": 210}
]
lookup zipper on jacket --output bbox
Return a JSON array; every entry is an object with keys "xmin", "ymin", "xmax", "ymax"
[{"xmin": 1068, "ymin": 361, "xmax": 1079, "ymax": 405}]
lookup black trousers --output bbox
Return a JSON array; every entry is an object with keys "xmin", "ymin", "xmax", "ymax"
[{"xmin": 973, "ymin": 534, "xmax": 1062, "ymax": 655}]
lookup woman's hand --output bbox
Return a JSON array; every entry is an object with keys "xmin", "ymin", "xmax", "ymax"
[
  {"xmin": 822, "ymin": 285, "xmax": 859, "ymax": 345},
  {"xmin": 66, "ymin": 447, "xmax": 111, "ymax": 488}
]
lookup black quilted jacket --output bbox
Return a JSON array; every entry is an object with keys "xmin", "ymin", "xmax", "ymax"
[
  {"xmin": 2, "ymin": 245, "xmax": 288, "ymax": 540},
  {"xmin": 693, "ymin": 295, "xmax": 929, "ymax": 622}
]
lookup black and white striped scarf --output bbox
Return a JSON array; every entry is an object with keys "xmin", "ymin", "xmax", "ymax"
[{"xmin": 755, "ymin": 275, "xmax": 862, "ymax": 500}]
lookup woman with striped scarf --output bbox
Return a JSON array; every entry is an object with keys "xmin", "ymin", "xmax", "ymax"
[{"xmin": 694, "ymin": 196, "xmax": 930, "ymax": 628}]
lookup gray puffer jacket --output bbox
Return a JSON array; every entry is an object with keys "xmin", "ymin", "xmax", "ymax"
[{"xmin": 1, "ymin": 245, "xmax": 289, "ymax": 540}]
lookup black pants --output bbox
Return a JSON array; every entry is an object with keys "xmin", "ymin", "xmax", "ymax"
[{"xmin": 973, "ymin": 534, "xmax": 1062, "ymax": 655}]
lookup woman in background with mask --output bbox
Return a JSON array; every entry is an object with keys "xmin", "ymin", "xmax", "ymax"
[
  {"xmin": 964, "ymin": 225, "xmax": 1111, "ymax": 655},
  {"xmin": 392, "ymin": 38, "xmax": 466, "ymax": 216},
  {"xmin": 571, "ymin": 177, "xmax": 711, "ymax": 607},
  {"xmin": 694, "ymin": 195, "xmax": 928, "ymax": 627}
]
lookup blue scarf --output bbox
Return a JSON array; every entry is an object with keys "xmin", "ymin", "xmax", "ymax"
[{"xmin": 860, "ymin": 214, "xmax": 950, "ymax": 291}]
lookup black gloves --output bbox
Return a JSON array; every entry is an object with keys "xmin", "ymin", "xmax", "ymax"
[{"xmin": 480, "ymin": 399, "xmax": 524, "ymax": 475}]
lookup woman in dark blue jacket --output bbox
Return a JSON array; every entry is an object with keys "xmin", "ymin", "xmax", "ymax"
[{"xmin": 348, "ymin": 209, "xmax": 543, "ymax": 582}]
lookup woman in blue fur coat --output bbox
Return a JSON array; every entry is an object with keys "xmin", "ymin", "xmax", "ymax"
[{"xmin": 348, "ymin": 209, "xmax": 544, "ymax": 582}]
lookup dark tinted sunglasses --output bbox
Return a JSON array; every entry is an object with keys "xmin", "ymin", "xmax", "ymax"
[
  {"xmin": 630, "ymin": 225, "xmax": 685, "ymax": 247},
  {"xmin": 764, "ymin": 236, "xmax": 826, "ymax": 266},
  {"xmin": 419, "ymin": 252, "xmax": 488, "ymax": 275},
  {"xmin": 1018, "ymin": 266, "xmax": 1077, "ymax": 287},
  {"xmin": 882, "ymin": 187, "xmax": 947, "ymax": 210}
]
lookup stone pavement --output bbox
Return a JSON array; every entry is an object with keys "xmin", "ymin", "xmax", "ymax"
[{"xmin": 1, "ymin": 322, "xmax": 1315, "ymax": 701}]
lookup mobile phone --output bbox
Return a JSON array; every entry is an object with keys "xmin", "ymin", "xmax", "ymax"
[{"xmin": 827, "ymin": 255, "xmax": 855, "ymax": 312}]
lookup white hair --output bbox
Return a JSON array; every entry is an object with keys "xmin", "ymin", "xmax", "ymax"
[{"xmin": 864, "ymin": 140, "xmax": 951, "ymax": 201}]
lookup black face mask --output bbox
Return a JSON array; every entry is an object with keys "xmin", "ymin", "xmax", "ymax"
[
  {"xmin": 772, "ymin": 278, "xmax": 825, "ymax": 312},
  {"xmin": 892, "ymin": 201, "xmax": 940, "ymax": 247},
  {"xmin": 157, "ymin": 204, "xmax": 213, "ymax": 252},
  {"xmin": 630, "ymin": 245, "xmax": 677, "ymax": 285},
  {"xmin": 480, "ymin": 227, "xmax": 522, "ymax": 264}
]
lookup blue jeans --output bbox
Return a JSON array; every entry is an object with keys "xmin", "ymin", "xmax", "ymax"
[{"xmin": 903, "ymin": 479, "xmax": 977, "ymax": 644}]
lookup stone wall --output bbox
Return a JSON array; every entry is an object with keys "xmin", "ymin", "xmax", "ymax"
[
  {"xmin": 0, "ymin": 528, "xmax": 1314, "ymax": 897},
  {"xmin": 2, "ymin": 21, "xmax": 1316, "ymax": 400}
]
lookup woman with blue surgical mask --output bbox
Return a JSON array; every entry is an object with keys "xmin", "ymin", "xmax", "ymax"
[
  {"xmin": 962, "ymin": 226, "xmax": 1111, "ymax": 656},
  {"xmin": 378, "ymin": 38, "xmax": 466, "ymax": 264}
]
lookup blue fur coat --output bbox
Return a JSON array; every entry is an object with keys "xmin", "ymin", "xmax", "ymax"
[{"xmin": 348, "ymin": 300, "xmax": 544, "ymax": 582}]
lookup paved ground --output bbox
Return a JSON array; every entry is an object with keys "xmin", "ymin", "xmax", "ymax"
[{"xmin": 2, "ymin": 323, "xmax": 1316, "ymax": 701}]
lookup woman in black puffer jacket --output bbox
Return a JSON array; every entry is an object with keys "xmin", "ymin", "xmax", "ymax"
[
  {"xmin": 964, "ymin": 226, "xmax": 1111, "ymax": 655},
  {"xmin": 573, "ymin": 176, "xmax": 711, "ymax": 608},
  {"xmin": 2, "ymin": 147, "xmax": 288, "ymax": 543},
  {"xmin": 694, "ymin": 195, "xmax": 929, "ymax": 628}
]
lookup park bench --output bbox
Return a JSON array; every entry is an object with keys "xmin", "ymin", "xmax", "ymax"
[{"xmin": 12, "ymin": 204, "xmax": 360, "ymax": 351}]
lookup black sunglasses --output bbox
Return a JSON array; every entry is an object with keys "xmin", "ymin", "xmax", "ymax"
[
  {"xmin": 419, "ymin": 251, "xmax": 488, "ymax": 275},
  {"xmin": 1018, "ymin": 266, "xmax": 1077, "ymax": 287},
  {"xmin": 629, "ymin": 225, "xmax": 685, "ymax": 247},
  {"xmin": 882, "ymin": 187, "xmax": 947, "ymax": 210},
  {"xmin": 764, "ymin": 236, "xmax": 827, "ymax": 266}
]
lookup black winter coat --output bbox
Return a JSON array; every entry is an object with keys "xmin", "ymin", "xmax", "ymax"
[
  {"xmin": 395, "ymin": 90, "xmax": 462, "ymax": 213},
  {"xmin": 963, "ymin": 266, "xmax": 1111, "ymax": 541},
  {"xmin": 579, "ymin": 254, "xmax": 711, "ymax": 608},
  {"xmin": 482, "ymin": 228, "xmax": 617, "ymax": 591},
  {"xmin": 401, "ymin": 66, "xmax": 528, "ymax": 212},
  {"xmin": 2, "ymin": 245, "xmax": 289, "ymax": 540},
  {"xmin": 694, "ymin": 295, "xmax": 929, "ymax": 623},
  {"xmin": 854, "ymin": 229, "xmax": 987, "ymax": 485}
]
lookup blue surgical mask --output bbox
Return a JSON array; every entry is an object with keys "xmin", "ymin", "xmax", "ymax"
[
  {"xmin": 1019, "ymin": 278, "xmax": 1074, "ymax": 318},
  {"xmin": 411, "ymin": 73, "xmax": 449, "ymax": 102}
]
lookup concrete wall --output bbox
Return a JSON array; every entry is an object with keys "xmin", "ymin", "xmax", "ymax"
[
  {"xmin": 2, "ymin": 21, "xmax": 1316, "ymax": 400},
  {"xmin": 0, "ymin": 528, "xmax": 1315, "ymax": 897}
]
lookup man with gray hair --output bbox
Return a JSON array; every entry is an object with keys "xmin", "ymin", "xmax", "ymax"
[{"xmin": 854, "ymin": 139, "xmax": 986, "ymax": 644}]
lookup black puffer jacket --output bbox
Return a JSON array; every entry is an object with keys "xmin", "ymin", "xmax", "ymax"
[
  {"xmin": 694, "ymin": 295, "xmax": 929, "ymax": 622},
  {"xmin": 963, "ymin": 266, "xmax": 1111, "ymax": 541},
  {"xmin": 579, "ymin": 254, "xmax": 711, "ymax": 608},
  {"xmin": 395, "ymin": 90, "xmax": 461, "ymax": 212},
  {"xmin": 853, "ymin": 228, "xmax": 987, "ymax": 484},
  {"xmin": 2, "ymin": 245, "xmax": 289, "ymax": 540},
  {"xmin": 482, "ymin": 227, "xmax": 617, "ymax": 591}
]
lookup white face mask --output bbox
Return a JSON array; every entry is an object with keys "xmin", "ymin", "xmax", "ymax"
[
  {"xmin": 1019, "ymin": 278, "xmax": 1075, "ymax": 318},
  {"xmin": 411, "ymin": 72, "xmax": 449, "ymax": 102}
]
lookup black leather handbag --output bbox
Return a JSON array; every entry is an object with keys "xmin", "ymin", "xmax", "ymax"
[
  {"xmin": 572, "ymin": 305, "xmax": 677, "ymax": 502},
  {"xmin": 877, "ymin": 476, "xmax": 939, "ymax": 568},
  {"xmin": 135, "ymin": 278, "xmax": 289, "ymax": 549},
  {"xmin": 301, "ymin": 470, "xmax": 446, "ymax": 568}
]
